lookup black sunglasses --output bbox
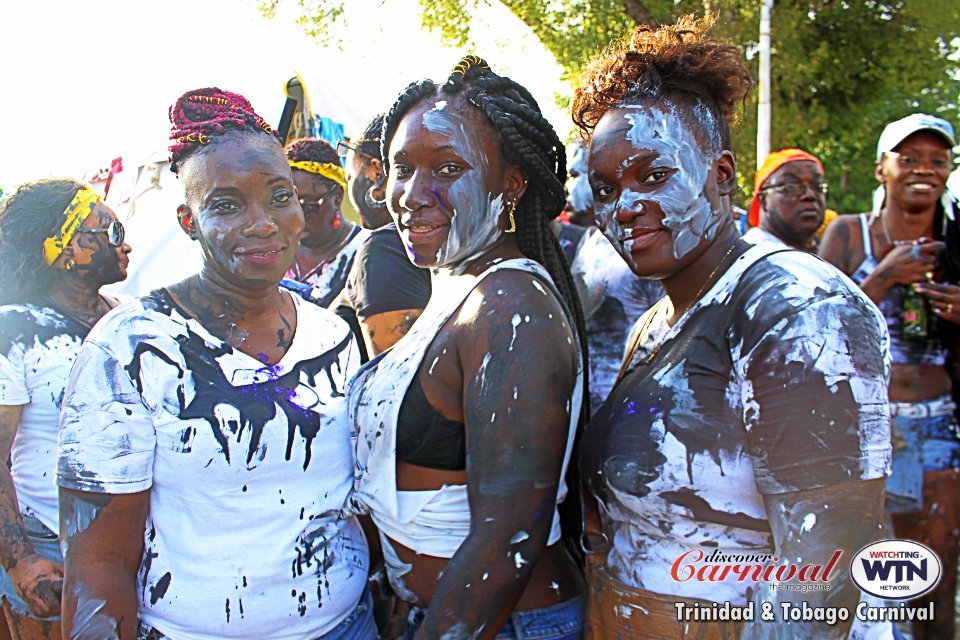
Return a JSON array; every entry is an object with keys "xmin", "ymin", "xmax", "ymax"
[{"xmin": 76, "ymin": 220, "xmax": 125, "ymax": 246}]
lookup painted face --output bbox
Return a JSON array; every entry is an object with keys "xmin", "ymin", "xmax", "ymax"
[
  {"xmin": 759, "ymin": 160, "xmax": 826, "ymax": 247},
  {"xmin": 588, "ymin": 104, "xmax": 723, "ymax": 278},
  {"xmin": 292, "ymin": 170, "xmax": 342, "ymax": 248},
  {"xmin": 346, "ymin": 147, "xmax": 390, "ymax": 229},
  {"xmin": 181, "ymin": 136, "xmax": 304, "ymax": 288},
  {"xmin": 563, "ymin": 141, "xmax": 593, "ymax": 227},
  {"xmin": 878, "ymin": 132, "xmax": 952, "ymax": 213},
  {"xmin": 387, "ymin": 96, "xmax": 510, "ymax": 271},
  {"xmin": 67, "ymin": 202, "xmax": 132, "ymax": 286}
]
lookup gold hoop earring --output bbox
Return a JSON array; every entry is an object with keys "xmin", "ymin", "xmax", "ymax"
[
  {"xmin": 64, "ymin": 258, "xmax": 76, "ymax": 272},
  {"xmin": 504, "ymin": 201, "xmax": 517, "ymax": 234}
]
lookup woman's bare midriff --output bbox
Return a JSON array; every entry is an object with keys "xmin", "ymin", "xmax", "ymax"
[
  {"xmin": 890, "ymin": 363, "xmax": 951, "ymax": 402},
  {"xmin": 392, "ymin": 459, "xmax": 585, "ymax": 609}
]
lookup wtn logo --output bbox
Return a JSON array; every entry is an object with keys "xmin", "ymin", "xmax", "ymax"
[
  {"xmin": 851, "ymin": 540, "xmax": 941, "ymax": 600},
  {"xmin": 861, "ymin": 558, "xmax": 927, "ymax": 583}
]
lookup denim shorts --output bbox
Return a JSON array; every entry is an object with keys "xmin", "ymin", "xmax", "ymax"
[
  {"xmin": 886, "ymin": 397, "xmax": 960, "ymax": 513},
  {"xmin": 404, "ymin": 595, "xmax": 585, "ymax": 640},
  {"xmin": 0, "ymin": 512, "xmax": 62, "ymax": 620},
  {"xmin": 137, "ymin": 585, "xmax": 376, "ymax": 640}
]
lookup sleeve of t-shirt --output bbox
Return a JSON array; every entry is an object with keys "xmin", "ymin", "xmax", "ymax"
[
  {"xmin": 734, "ymin": 266, "xmax": 891, "ymax": 496},
  {"xmin": 349, "ymin": 231, "xmax": 431, "ymax": 320},
  {"xmin": 0, "ymin": 341, "xmax": 29, "ymax": 406},
  {"xmin": 57, "ymin": 339, "xmax": 157, "ymax": 494}
]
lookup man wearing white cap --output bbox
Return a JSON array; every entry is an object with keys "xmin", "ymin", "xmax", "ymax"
[{"xmin": 821, "ymin": 113, "xmax": 960, "ymax": 640}]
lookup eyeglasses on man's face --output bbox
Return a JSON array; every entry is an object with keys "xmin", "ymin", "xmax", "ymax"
[
  {"xmin": 76, "ymin": 220, "xmax": 125, "ymax": 246},
  {"xmin": 761, "ymin": 181, "xmax": 829, "ymax": 198},
  {"xmin": 336, "ymin": 140, "xmax": 376, "ymax": 162}
]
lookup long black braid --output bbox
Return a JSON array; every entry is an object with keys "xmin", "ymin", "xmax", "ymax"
[
  {"xmin": 935, "ymin": 198, "xmax": 960, "ymax": 349},
  {"xmin": 382, "ymin": 56, "xmax": 591, "ymax": 550}
]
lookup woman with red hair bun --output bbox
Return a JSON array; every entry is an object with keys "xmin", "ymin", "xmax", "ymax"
[{"xmin": 56, "ymin": 88, "xmax": 374, "ymax": 640}]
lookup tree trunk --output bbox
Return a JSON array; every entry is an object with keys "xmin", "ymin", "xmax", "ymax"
[{"xmin": 621, "ymin": 0, "xmax": 657, "ymax": 25}]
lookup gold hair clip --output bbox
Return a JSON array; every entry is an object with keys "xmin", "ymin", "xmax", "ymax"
[
  {"xmin": 190, "ymin": 95, "xmax": 229, "ymax": 106},
  {"xmin": 452, "ymin": 55, "xmax": 490, "ymax": 78},
  {"xmin": 177, "ymin": 132, "xmax": 211, "ymax": 145}
]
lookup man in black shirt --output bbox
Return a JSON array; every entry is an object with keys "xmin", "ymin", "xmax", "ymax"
[{"xmin": 332, "ymin": 114, "xmax": 431, "ymax": 361}]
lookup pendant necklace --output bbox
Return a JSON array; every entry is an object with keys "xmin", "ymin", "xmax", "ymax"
[{"xmin": 621, "ymin": 238, "xmax": 744, "ymax": 373}]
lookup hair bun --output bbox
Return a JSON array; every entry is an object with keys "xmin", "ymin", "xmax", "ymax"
[
  {"xmin": 452, "ymin": 55, "xmax": 490, "ymax": 77},
  {"xmin": 168, "ymin": 87, "xmax": 276, "ymax": 173}
]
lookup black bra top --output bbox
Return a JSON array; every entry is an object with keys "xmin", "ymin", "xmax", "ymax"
[{"xmin": 396, "ymin": 375, "xmax": 466, "ymax": 471}]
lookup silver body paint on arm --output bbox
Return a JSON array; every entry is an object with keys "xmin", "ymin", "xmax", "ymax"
[{"xmin": 70, "ymin": 584, "xmax": 119, "ymax": 640}]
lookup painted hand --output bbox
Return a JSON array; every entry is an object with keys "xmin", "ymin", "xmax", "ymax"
[
  {"xmin": 878, "ymin": 240, "xmax": 944, "ymax": 286},
  {"xmin": 9, "ymin": 553, "xmax": 63, "ymax": 617},
  {"xmin": 916, "ymin": 282, "xmax": 960, "ymax": 325}
]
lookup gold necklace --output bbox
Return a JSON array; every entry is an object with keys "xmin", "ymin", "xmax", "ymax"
[{"xmin": 622, "ymin": 238, "xmax": 745, "ymax": 371}]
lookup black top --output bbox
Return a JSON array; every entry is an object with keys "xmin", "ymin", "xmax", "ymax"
[
  {"xmin": 332, "ymin": 225, "xmax": 432, "ymax": 363},
  {"xmin": 395, "ymin": 375, "xmax": 466, "ymax": 470}
]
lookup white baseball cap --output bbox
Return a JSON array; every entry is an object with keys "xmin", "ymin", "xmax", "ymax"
[{"xmin": 876, "ymin": 113, "xmax": 956, "ymax": 162}]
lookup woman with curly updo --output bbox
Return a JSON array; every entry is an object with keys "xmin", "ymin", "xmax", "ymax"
[
  {"xmin": 283, "ymin": 137, "xmax": 367, "ymax": 307},
  {"xmin": 573, "ymin": 17, "xmax": 890, "ymax": 638},
  {"xmin": 0, "ymin": 178, "xmax": 130, "ymax": 638},
  {"xmin": 57, "ymin": 89, "xmax": 373, "ymax": 640},
  {"xmin": 350, "ymin": 56, "xmax": 588, "ymax": 639}
]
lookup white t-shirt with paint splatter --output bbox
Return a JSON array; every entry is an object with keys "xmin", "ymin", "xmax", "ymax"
[
  {"xmin": 0, "ymin": 304, "xmax": 87, "ymax": 534},
  {"xmin": 581, "ymin": 245, "xmax": 891, "ymax": 604},
  {"xmin": 57, "ymin": 290, "xmax": 368, "ymax": 640}
]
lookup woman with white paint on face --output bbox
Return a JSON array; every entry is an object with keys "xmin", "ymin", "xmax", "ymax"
[
  {"xmin": 573, "ymin": 17, "xmax": 891, "ymax": 639},
  {"xmin": 350, "ymin": 56, "xmax": 588, "ymax": 640},
  {"xmin": 56, "ymin": 89, "xmax": 373, "ymax": 640}
]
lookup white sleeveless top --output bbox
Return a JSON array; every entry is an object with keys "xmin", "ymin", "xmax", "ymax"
[{"xmin": 349, "ymin": 258, "xmax": 583, "ymax": 558}]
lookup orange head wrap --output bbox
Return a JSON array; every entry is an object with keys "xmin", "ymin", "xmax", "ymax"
[{"xmin": 748, "ymin": 149, "xmax": 824, "ymax": 227}]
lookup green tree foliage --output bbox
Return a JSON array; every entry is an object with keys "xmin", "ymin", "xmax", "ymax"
[{"xmin": 263, "ymin": 0, "xmax": 960, "ymax": 212}]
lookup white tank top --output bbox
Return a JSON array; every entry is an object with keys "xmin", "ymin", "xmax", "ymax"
[{"xmin": 349, "ymin": 258, "xmax": 583, "ymax": 558}]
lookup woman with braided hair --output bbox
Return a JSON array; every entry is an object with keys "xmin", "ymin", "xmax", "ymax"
[
  {"xmin": 350, "ymin": 56, "xmax": 588, "ymax": 639},
  {"xmin": 574, "ymin": 17, "xmax": 891, "ymax": 639},
  {"xmin": 57, "ymin": 88, "xmax": 374, "ymax": 640}
]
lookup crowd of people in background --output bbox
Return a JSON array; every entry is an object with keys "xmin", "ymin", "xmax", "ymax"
[{"xmin": 0, "ymin": 13, "xmax": 957, "ymax": 640}]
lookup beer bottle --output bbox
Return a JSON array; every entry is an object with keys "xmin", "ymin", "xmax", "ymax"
[{"xmin": 902, "ymin": 284, "xmax": 928, "ymax": 340}]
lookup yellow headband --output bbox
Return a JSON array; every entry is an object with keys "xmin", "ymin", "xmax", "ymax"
[
  {"xmin": 289, "ymin": 161, "xmax": 346, "ymax": 188},
  {"xmin": 42, "ymin": 187, "xmax": 102, "ymax": 266}
]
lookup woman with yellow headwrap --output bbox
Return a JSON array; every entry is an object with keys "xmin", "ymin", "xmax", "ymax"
[
  {"xmin": 0, "ymin": 178, "xmax": 131, "ymax": 638},
  {"xmin": 282, "ymin": 137, "xmax": 369, "ymax": 307}
]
